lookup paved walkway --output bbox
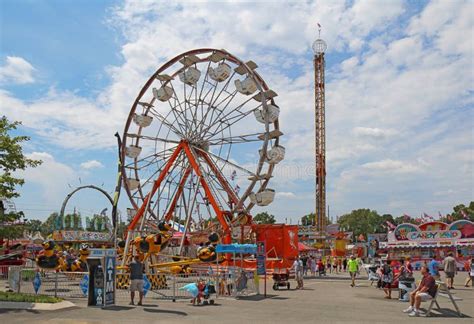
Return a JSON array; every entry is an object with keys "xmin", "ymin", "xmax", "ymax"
[{"xmin": 1, "ymin": 272, "xmax": 473, "ymax": 323}]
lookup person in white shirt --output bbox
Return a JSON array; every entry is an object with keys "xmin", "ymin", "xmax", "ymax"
[{"xmin": 292, "ymin": 256, "xmax": 304, "ymax": 289}]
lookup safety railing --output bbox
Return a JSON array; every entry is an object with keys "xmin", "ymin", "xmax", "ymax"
[{"xmin": 4, "ymin": 265, "xmax": 259, "ymax": 301}]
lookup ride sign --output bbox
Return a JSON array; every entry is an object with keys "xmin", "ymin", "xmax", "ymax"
[{"xmin": 256, "ymin": 241, "xmax": 266, "ymax": 276}]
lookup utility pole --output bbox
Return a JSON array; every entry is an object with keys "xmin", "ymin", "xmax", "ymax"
[{"xmin": 312, "ymin": 24, "xmax": 327, "ymax": 234}]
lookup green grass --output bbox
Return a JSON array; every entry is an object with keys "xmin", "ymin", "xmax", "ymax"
[{"xmin": 0, "ymin": 291, "xmax": 62, "ymax": 303}]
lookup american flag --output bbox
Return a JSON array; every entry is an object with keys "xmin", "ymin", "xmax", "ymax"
[{"xmin": 423, "ymin": 213, "xmax": 434, "ymax": 221}]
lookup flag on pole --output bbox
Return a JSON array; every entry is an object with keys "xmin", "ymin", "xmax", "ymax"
[
  {"xmin": 385, "ymin": 220, "xmax": 396, "ymax": 230},
  {"xmin": 423, "ymin": 212, "xmax": 434, "ymax": 221}
]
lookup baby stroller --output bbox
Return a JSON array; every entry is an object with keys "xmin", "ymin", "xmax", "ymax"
[
  {"xmin": 364, "ymin": 264, "xmax": 380, "ymax": 286},
  {"xmin": 272, "ymin": 268, "xmax": 290, "ymax": 290},
  {"xmin": 201, "ymin": 282, "xmax": 216, "ymax": 305}
]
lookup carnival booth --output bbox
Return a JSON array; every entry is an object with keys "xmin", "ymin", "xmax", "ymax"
[{"xmin": 387, "ymin": 220, "xmax": 474, "ymax": 270}]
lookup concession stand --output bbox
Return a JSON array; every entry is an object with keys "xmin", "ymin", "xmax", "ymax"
[{"xmin": 387, "ymin": 220, "xmax": 474, "ymax": 269}]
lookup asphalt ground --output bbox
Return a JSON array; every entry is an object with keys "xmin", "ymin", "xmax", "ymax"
[{"xmin": 1, "ymin": 272, "xmax": 473, "ymax": 324}]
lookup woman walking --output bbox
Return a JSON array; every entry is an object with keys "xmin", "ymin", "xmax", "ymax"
[{"xmin": 382, "ymin": 260, "xmax": 393, "ymax": 299}]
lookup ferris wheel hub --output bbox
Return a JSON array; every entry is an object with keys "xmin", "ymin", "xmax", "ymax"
[{"xmin": 190, "ymin": 139, "xmax": 210, "ymax": 152}]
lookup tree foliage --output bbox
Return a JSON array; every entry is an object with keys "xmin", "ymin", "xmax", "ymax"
[
  {"xmin": 253, "ymin": 212, "xmax": 276, "ymax": 224},
  {"xmin": 0, "ymin": 116, "xmax": 42, "ymax": 200},
  {"xmin": 300, "ymin": 213, "xmax": 332, "ymax": 226},
  {"xmin": 0, "ymin": 211, "xmax": 26, "ymax": 240},
  {"xmin": 338, "ymin": 209, "xmax": 382, "ymax": 238}
]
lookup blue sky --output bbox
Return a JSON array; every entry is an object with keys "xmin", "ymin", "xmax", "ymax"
[{"xmin": 0, "ymin": 0, "xmax": 472, "ymax": 224}]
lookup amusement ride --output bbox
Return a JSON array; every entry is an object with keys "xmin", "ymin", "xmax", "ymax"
[{"xmin": 34, "ymin": 48, "xmax": 285, "ymax": 273}]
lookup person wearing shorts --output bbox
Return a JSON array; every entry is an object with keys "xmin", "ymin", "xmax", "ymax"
[
  {"xmin": 129, "ymin": 255, "xmax": 144, "ymax": 305},
  {"xmin": 403, "ymin": 265, "xmax": 437, "ymax": 317},
  {"xmin": 347, "ymin": 255, "xmax": 358, "ymax": 287},
  {"xmin": 443, "ymin": 252, "xmax": 457, "ymax": 289}
]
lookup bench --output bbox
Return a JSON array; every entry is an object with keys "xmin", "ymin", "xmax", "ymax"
[{"xmin": 423, "ymin": 281, "xmax": 462, "ymax": 317}]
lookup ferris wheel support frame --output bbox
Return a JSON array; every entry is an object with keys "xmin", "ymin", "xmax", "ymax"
[{"xmin": 126, "ymin": 140, "xmax": 233, "ymax": 244}]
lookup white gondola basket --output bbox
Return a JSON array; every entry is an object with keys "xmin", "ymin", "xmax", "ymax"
[
  {"xmin": 254, "ymin": 104, "xmax": 280, "ymax": 124},
  {"xmin": 235, "ymin": 77, "xmax": 257, "ymax": 95},
  {"xmin": 208, "ymin": 63, "xmax": 231, "ymax": 82},
  {"xmin": 249, "ymin": 189, "xmax": 275, "ymax": 206},
  {"xmin": 126, "ymin": 178, "xmax": 140, "ymax": 191},
  {"xmin": 133, "ymin": 114, "xmax": 153, "ymax": 127},
  {"xmin": 179, "ymin": 67, "xmax": 201, "ymax": 86},
  {"xmin": 152, "ymin": 86, "xmax": 174, "ymax": 102},
  {"xmin": 125, "ymin": 145, "xmax": 142, "ymax": 159},
  {"xmin": 267, "ymin": 145, "xmax": 285, "ymax": 164}
]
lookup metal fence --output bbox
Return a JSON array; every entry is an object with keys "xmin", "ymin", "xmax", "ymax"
[{"xmin": 3, "ymin": 265, "xmax": 259, "ymax": 301}]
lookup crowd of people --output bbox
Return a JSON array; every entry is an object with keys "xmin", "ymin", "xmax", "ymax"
[{"xmin": 291, "ymin": 252, "xmax": 474, "ymax": 317}]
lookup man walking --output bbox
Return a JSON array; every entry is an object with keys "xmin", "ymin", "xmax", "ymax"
[
  {"xmin": 347, "ymin": 255, "xmax": 358, "ymax": 287},
  {"xmin": 129, "ymin": 255, "xmax": 145, "ymax": 306},
  {"xmin": 442, "ymin": 252, "xmax": 457, "ymax": 289},
  {"xmin": 292, "ymin": 256, "xmax": 304, "ymax": 289},
  {"xmin": 428, "ymin": 254, "xmax": 440, "ymax": 280},
  {"xmin": 403, "ymin": 265, "xmax": 437, "ymax": 317}
]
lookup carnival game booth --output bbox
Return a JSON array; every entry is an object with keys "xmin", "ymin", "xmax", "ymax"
[{"xmin": 387, "ymin": 220, "xmax": 474, "ymax": 270}]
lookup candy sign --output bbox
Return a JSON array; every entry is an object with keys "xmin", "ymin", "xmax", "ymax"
[{"xmin": 407, "ymin": 230, "xmax": 461, "ymax": 241}]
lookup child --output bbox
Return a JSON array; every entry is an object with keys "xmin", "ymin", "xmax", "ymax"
[{"xmin": 192, "ymin": 279, "xmax": 206, "ymax": 305}]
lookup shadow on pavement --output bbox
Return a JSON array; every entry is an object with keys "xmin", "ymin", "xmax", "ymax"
[
  {"xmin": 143, "ymin": 308, "xmax": 187, "ymax": 316},
  {"xmin": 101, "ymin": 306, "xmax": 135, "ymax": 311},
  {"xmin": 421, "ymin": 308, "xmax": 471, "ymax": 318},
  {"xmin": 235, "ymin": 294, "xmax": 288, "ymax": 301},
  {"xmin": 0, "ymin": 309, "xmax": 40, "ymax": 314}
]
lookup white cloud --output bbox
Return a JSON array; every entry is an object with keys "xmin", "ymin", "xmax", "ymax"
[
  {"xmin": 19, "ymin": 152, "xmax": 75, "ymax": 203},
  {"xmin": 353, "ymin": 127, "xmax": 397, "ymax": 139},
  {"xmin": 0, "ymin": 56, "xmax": 36, "ymax": 84},
  {"xmin": 80, "ymin": 160, "xmax": 104, "ymax": 169},
  {"xmin": 361, "ymin": 159, "xmax": 421, "ymax": 174},
  {"xmin": 276, "ymin": 192, "xmax": 297, "ymax": 199}
]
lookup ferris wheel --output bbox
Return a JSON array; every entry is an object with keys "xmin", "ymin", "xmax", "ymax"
[{"xmin": 121, "ymin": 48, "xmax": 284, "ymax": 244}]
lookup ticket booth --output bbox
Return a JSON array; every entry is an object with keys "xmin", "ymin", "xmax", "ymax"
[{"xmin": 86, "ymin": 249, "xmax": 116, "ymax": 307}]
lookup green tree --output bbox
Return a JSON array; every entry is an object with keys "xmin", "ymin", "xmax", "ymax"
[
  {"xmin": 253, "ymin": 212, "xmax": 276, "ymax": 224},
  {"xmin": 26, "ymin": 219, "xmax": 42, "ymax": 233},
  {"xmin": 0, "ymin": 210, "xmax": 26, "ymax": 240},
  {"xmin": 0, "ymin": 117, "xmax": 42, "ymax": 202},
  {"xmin": 40, "ymin": 212, "xmax": 60, "ymax": 237},
  {"xmin": 0, "ymin": 117, "xmax": 41, "ymax": 241},
  {"xmin": 300, "ymin": 213, "xmax": 332, "ymax": 226},
  {"xmin": 338, "ymin": 209, "xmax": 381, "ymax": 240},
  {"xmin": 450, "ymin": 202, "xmax": 474, "ymax": 222}
]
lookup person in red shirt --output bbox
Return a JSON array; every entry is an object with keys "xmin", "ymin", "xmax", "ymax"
[
  {"xmin": 317, "ymin": 259, "xmax": 324, "ymax": 276},
  {"xmin": 403, "ymin": 265, "xmax": 437, "ymax": 317}
]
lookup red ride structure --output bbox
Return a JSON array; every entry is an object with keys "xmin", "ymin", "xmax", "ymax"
[{"xmin": 120, "ymin": 49, "xmax": 285, "ymax": 266}]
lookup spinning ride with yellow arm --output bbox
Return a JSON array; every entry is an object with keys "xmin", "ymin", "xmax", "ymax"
[{"xmin": 119, "ymin": 48, "xmax": 284, "ymax": 272}]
